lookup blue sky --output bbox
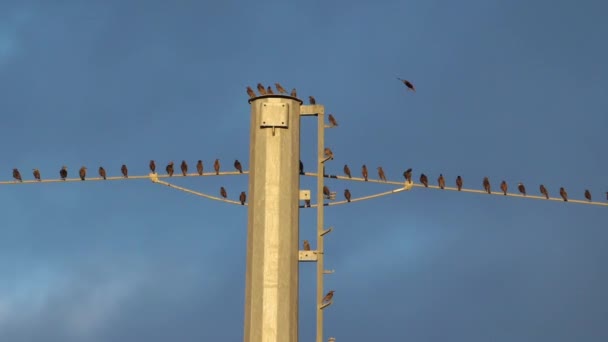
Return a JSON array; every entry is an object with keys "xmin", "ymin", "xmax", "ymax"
[{"xmin": 0, "ymin": 0, "xmax": 607, "ymax": 341}]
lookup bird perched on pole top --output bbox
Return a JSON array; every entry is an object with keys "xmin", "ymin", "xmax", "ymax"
[
  {"xmin": 322, "ymin": 290, "xmax": 335, "ymax": 303},
  {"xmin": 121, "ymin": 164, "xmax": 128, "ymax": 178},
  {"xmin": 234, "ymin": 160, "xmax": 243, "ymax": 173},
  {"xmin": 196, "ymin": 160, "xmax": 203, "ymax": 175},
  {"xmin": 239, "ymin": 191, "xmax": 246, "ymax": 205},
  {"xmin": 308, "ymin": 96, "xmax": 316, "ymax": 104},
  {"xmin": 256, "ymin": 83, "xmax": 266, "ymax": 95},
  {"xmin": 12, "ymin": 168, "xmax": 22, "ymax": 182},
  {"xmin": 518, "ymin": 183, "xmax": 526, "ymax": 196},
  {"xmin": 266, "ymin": 86, "xmax": 274, "ymax": 95},
  {"xmin": 328, "ymin": 114, "xmax": 338, "ymax": 127},
  {"xmin": 79, "ymin": 166, "xmax": 87, "ymax": 181},
  {"xmin": 180, "ymin": 161, "xmax": 188, "ymax": 176},
  {"xmin": 303, "ymin": 240, "xmax": 311, "ymax": 251},
  {"xmin": 275, "ymin": 83, "xmax": 287, "ymax": 94},
  {"xmin": 59, "ymin": 166, "xmax": 68, "ymax": 180},
  {"xmin": 32, "ymin": 168, "xmax": 41, "ymax": 181},
  {"xmin": 290, "ymin": 88, "xmax": 298, "ymax": 97},
  {"xmin": 246, "ymin": 86, "xmax": 256, "ymax": 98},
  {"xmin": 397, "ymin": 77, "xmax": 416, "ymax": 92},
  {"xmin": 166, "ymin": 162, "xmax": 174, "ymax": 177},
  {"xmin": 214, "ymin": 159, "xmax": 220, "ymax": 175},
  {"xmin": 99, "ymin": 167, "xmax": 106, "ymax": 180}
]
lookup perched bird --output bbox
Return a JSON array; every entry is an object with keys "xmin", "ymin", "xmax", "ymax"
[
  {"xmin": 303, "ymin": 240, "xmax": 311, "ymax": 251},
  {"xmin": 299, "ymin": 160, "xmax": 304, "ymax": 175},
  {"xmin": 500, "ymin": 181, "xmax": 508, "ymax": 195},
  {"xmin": 377, "ymin": 167, "xmax": 387, "ymax": 182},
  {"xmin": 343, "ymin": 164, "xmax": 352, "ymax": 178},
  {"xmin": 166, "ymin": 162, "xmax": 174, "ymax": 177},
  {"xmin": 12, "ymin": 168, "xmax": 22, "ymax": 182},
  {"xmin": 403, "ymin": 168, "xmax": 412, "ymax": 183},
  {"xmin": 323, "ymin": 186, "xmax": 331, "ymax": 199},
  {"xmin": 482, "ymin": 177, "xmax": 491, "ymax": 194},
  {"xmin": 324, "ymin": 147, "xmax": 334, "ymax": 160},
  {"xmin": 180, "ymin": 160, "xmax": 188, "ymax": 176},
  {"xmin": 540, "ymin": 184, "xmax": 549, "ymax": 199},
  {"xmin": 275, "ymin": 83, "xmax": 287, "ymax": 94},
  {"xmin": 121, "ymin": 164, "xmax": 128, "ymax": 178},
  {"xmin": 362, "ymin": 165, "xmax": 368, "ymax": 181},
  {"xmin": 60, "ymin": 166, "xmax": 68, "ymax": 180},
  {"xmin": 196, "ymin": 160, "xmax": 203, "ymax": 175},
  {"xmin": 99, "ymin": 167, "xmax": 106, "ymax": 180},
  {"xmin": 239, "ymin": 191, "xmax": 246, "ymax": 205},
  {"xmin": 518, "ymin": 183, "xmax": 526, "ymax": 196},
  {"xmin": 419, "ymin": 174, "xmax": 429, "ymax": 187},
  {"xmin": 397, "ymin": 77, "xmax": 416, "ymax": 92},
  {"xmin": 220, "ymin": 186, "xmax": 227, "ymax": 199},
  {"xmin": 559, "ymin": 187, "xmax": 568, "ymax": 202},
  {"xmin": 456, "ymin": 176, "xmax": 463, "ymax": 191},
  {"xmin": 79, "ymin": 166, "xmax": 87, "ymax": 181},
  {"xmin": 309, "ymin": 96, "xmax": 316, "ymax": 104},
  {"xmin": 214, "ymin": 159, "xmax": 221, "ymax": 175},
  {"xmin": 328, "ymin": 114, "xmax": 338, "ymax": 127},
  {"xmin": 322, "ymin": 290, "xmax": 335, "ymax": 303},
  {"xmin": 584, "ymin": 189, "xmax": 592, "ymax": 202},
  {"xmin": 291, "ymin": 88, "xmax": 297, "ymax": 97},
  {"xmin": 344, "ymin": 189, "xmax": 351, "ymax": 202},
  {"xmin": 606, "ymin": 192, "xmax": 608, "ymax": 201},
  {"xmin": 246, "ymin": 86, "xmax": 256, "ymax": 98},
  {"xmin": 32, "ymin": 168, "xmax": 41, "ymax": 181},
  {"xmin": 266, "ymin": 86, "xmax": 274, "ymax": 95},
  {"xmin": 305, "ymin": 199, "xmax": 311, "ymax": 207},
  {"xmin": 257, "ymin": 83, "xmax": 267, "ymax": 95},
  {"xmin": 438, "ymin": 174, "xmax": 445, "ymax": 189},
  {"xmin": 234, "ymin": 160, "xmax": 243, "ymax": 173},
  {"xmin": 149, "ymin": 160, "xmax": 156, "ymax": 173}
]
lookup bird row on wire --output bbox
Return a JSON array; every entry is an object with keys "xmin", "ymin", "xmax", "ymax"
[{"xmin": 9, "ymin": 159, "xmax": 246, "ymax": 182}]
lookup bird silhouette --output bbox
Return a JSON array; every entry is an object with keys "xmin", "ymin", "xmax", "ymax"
[
  {"xmin": 299, "ymin": 160, "xmax": 304, "ymax": 175},
  {"xmin": 257, "ymin": 83, "xmax": 267, "ymax": 95},
  {"xmin": 166, "ymin": 162, "xmax": 174, "ymax": 177},
  {"xmin": 309, "ymin": 96, "xmax": 316, "ymax": 104},
  {"xmin": 322, "ymin": 290, "xmax": 334, "ymax": 303},
  {"xmin": 121, "ymin": 164, "xmax": 128, "ymax": 178},
  {"xmin": 291, "ymin": 88, "xmax": 297, "ymax": 97},
  {"xmin": 456, "ymin": 176, "xmax": 463, "ymax": 191},
  {"xmin": 60, "ymin": 166, "xmax": 68, "ymax": 180},
  {"xmin": 99, "ymin": 167, "xmax": 106, "ymax": 180},
  {"xmin": 305, "ymin": 199, "xmax": 311, "ymax": 207},
  {"xmin": 420, "ymin": 173, "xmax": 428, "ymax": 187},
  {"xmin": 397, "ymin": 77, "xmax": 416, "ymax": 92},
  {"xmin": 79, "ymin": 166, "xmax": 87, "ymax": 181},
  {"xmin": 239, "ymin": 191, "xmax": 246, "ymax": 205},
  {"xmin": 344, "ymin": 189, "xmax": 351, "ymax": 202},
  {"xmin": 149, "ymin": 160, "xmax": 156, "ymax": 173},
  {"xmin": 377, "ymin": 167, "xmax": 387, "ymax": 182},
  {"xmin": 214, "ymin": 159, "xmax": 220, "ymax": 175},
  {"xmin": 362, "ymin": 165, "xmax": 368, "ymax": 181},
  {"xmin": 246, "ymin": 86, "xmax": 256, "ymax": 98},
  {"xmin": 323, "ymin": 186, "xmax": 331, "ymax": 199},
  {"xmin": 500, "ymin": 181, "xmax": 508, "ymax": 195},
  {"xmin": 32, "ymin": 168, "xmax": 41, "ymax": 181},
  {"xmin": 303, "ymin": 240, "xmax": 311, "ymax": 251},
  {"xmin": 483, "ymin": 177, "xmax": 491, "ymax": 194},
  {"xmin": 343, "ymin": 165, "xmax": 351, "ymax": 178},
  {"xmin": 12, "ymin": 168, "xmax": 22, "ymax": 182},
  {"xmin": 438, "ymin": 174, "xmax": 445, "ymax": 189},
  {"xmin": 220, "ymin": 186, "xmax": 227, "ymax": 199},
  {"xmin": 266, "ymin": 86, "xmax": 274, "ymax": 95},
  {"xmin": 275, "ymin": 83, "xmax": 287, "ymax": 94},
  {"xmin": 234, "ymin": 160, "xmax": 243, "ymax": 173},
  {"xmin": 196, "ymin": 160, "xmax": 203, "ymax": 175},
  {"xmin": 559, "ymin": 187, "xmax": 568, "ymax": 202},
  {"xmin": 403, "ymin": 168, "xmax": 412, "ymax": 183},
  {"xmin": 518, "ymin": 183, "xmax": 526, "ymax": 196},
  {"xmin": 176, "ymin": 161, "xmax": 185, "ymax": 176},
  {"xmin": 328, "ymin": 114, "xmax": 338, "ymax": 127},
  {"xmin": 584, "ymin": 189, "xmax": 592, "ymax": 202},
  {"xmin": 540, "ymin": 184, "xmax": 549, "ymax": 199}
]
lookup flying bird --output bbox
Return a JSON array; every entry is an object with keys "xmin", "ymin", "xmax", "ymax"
[
  {"xmin": 32, "ymin": 168, "xmax": 41, "ymax": 181},
  {"xmin": 344, "ymin": 189, "xmax": 351, "ymax": 202},
  {"xmin": 456, "ymin": 176, "xmax": 463, "ymax": 191},
  {"xmin": 291, "ymin": 88, "xmax": 297, "ymax": 97},
  {"xmin": 323, "ymin": 186, "xmax": 331, "ymax": 199},
  {"xmin": 483, "ymin": 177, "xmax": 491, "ymax": 194},
  {"xmin": 149, "ymin": 160, "xmax": 156, "ymax": 173},
  {"xmin": 343, "ymin": 165, "xmax": 351, "ymax": 178},
  {"xmin": 559, "ymin": 187, "xmax": 568, "ymax": 202},
  {"xmin": 403, "ymin": 168, "xmax": 412, "ymax": 183},
  {"xmin": 234, "ymin": 160, "xmax": 243, "ymax": 173},
  {"xmin": 539, "ymin": 184, "xmax": 549, "ymax": 199},
  {"xmin": 275, "ymin": 83, "xmax": 287, "ymax": 94},
  {"xmin": 180, "ymin": 160, "xmax": 188, "ymax": 176},
  {"xmin": 303, "ymin": 240, "xmax": 311, "ymax": 251},
  {"xmin": 166, "ymin": 162, "xmax": 174, "ymax": 177},
  {"xmin": 196, "ymin": 160, "xmax": 203, "ymax": 175},
  {"xmin": 239, "ymin": 191, "xmax": 246, "ymax": 205},
  {"xmin": 324, "ymin": 147, "xmax": 334, "ymax": 160},
  {"xmin": 518, "ymin": 183, "xmax": 526, "ymax": 196},
  {"xmin": 299, "ymin": 160, "xmax": 304, "ymax": 175},
  {"xmin": 377, "ymin": 167, "xmax": 387, "ymax": 182},
  {"xmin": 322, "ymin": 290, "xmax": 335, "ymax": 303},
  {"xmin": 246, "ymin": 86, "xmax": 256, "ymax": 98},
  {"xmin": 79, "ymin": 166, "xmax": 87, "ymax": 181},
  {"xmin": 500, "ymin": 181, "xmax": 508, "ymax": 195},
  {"xmin": 328, "ymin": 114, "xmax": 338, "ymax": 127},
  {"xmin": 420, "ymin": 173, "xmax": 428, "ymax": 187},
  {"xmin": 220, "ymin": 186, "xmax": 227, "ymax": 199},
  {"xmin": 60, "ymin": 166, "xmax": 68, "ymax": 180},
  {"xmin": 397, "ymin": 77, "xmax": 416, "ymax": 92},
  {"xmin": 121, "ymin": 164, "xmax": 128, "ymax": 178},
  {"xmin": 12, "ymin": 168, "xmax": 22, "ymax": 182},
  {"xmin": 266, "ymin": 86, "xmax": 274, "ymax": 95},
  {"xmin": 438, "ymin": 174, "xmax": 445, "ymax": 189},
  {"xmin": 309, "ymin": 96, "xmax": 316, "ymax": 104},
  {"xmin": 362, "ymin": 165, "xmax": 368, "ymax": 181},
  {"xmin": 584, "ymin": 189, "xmax": 592, "ymax": 202},
  {"xmin": 257, "ymin": 83, "xmax": 267, "ymax": 95},
  {"xmin": 99, "ymin": 167, "xmax": 106, "ymax": 180}
]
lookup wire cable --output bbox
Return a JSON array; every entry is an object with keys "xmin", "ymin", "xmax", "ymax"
[
  {"xmin": 300, "ymin": 186, "xmax": 409, "ymax": 208},
  {"xmin": 151, "ymin": 175, "xmax": 246, "ymax": 206}
]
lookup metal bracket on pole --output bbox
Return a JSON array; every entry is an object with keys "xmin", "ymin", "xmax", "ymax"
[
  {"xmin": 320, "ymin": 301, "xmax": 333, "ymax": 310},
  {"xmin": 320, "ymin": 227, "xmax": 333, "ymax": 236},
  {"xmin": 299, "ymin": 250, "xmax": 319, "ymax": 262},
  {"xmin": 323, "ymin": 269, "xmax": 335, "ymax": 274},
  {"xmin": 149, "ymin": 172, "xmax": 159, "ymax": 183},
  {"xmin": 404, "ymin": 180, "xmax": 414, "ymax": 190}
]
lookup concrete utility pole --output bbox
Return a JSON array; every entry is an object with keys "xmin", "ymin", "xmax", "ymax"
[{"xmin": 244, "ymin": 94, "xmax": 303, "ymax": 342}]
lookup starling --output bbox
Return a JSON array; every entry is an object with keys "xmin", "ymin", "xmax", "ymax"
[
  {"xmin": 99, "ymin": 167, "xmax": 106, "ymax": 180},
  {"xmin": 60, "ymin": 166, "xmax": 68, "ymax": 180},
  {"xmin": 149, "ymin": 160, "xmax": 156, "ymax": 173},
  {"xmin": 500, "ymin": 181, "xmax": 508, "ymax": 195},
  {"xmin": 483, "ymin": 177, "xmax": 491, "ymax": 194},
  {"xmin": 403, "ymin": 168, "xmax": 412, "ymax": 183},
  {"xmin": 291, "ymin": 88, "xmax": 297, "ymax": 97},
  {"xmin": 324, "ymin": 147, "xmax": 334, "ymax": 160},
  {"xmin": 166, "ymin": 162, "xmax": 174, "ymax": 177},
  {"xmin": 239, "ymin": 191, "xmax": 246, "ymax": 205},
  {"xmin": 343, "ymin": 164, "xmax": 351, "ymax": 178},
  {"xmin": 234, "ymin": 160, "xmax": 243, "ymax": 173},
  {"xmin": 309, "ymin": 96, "xmax": 316, "ymax": 104},
  {"xmin": 220, "ymin": 186, "xmax": 227, "ymax": 199},
  {"xmin": 377, "ymin": 167, "xmax": 387, "ymax": 182},
  {"xmin": 303, "ymin": 240, "xmax": 311, "ymax": 251},
  {"xmin": 196, "ymin": 160, "xmax": 203, "ymax": 175},
  {"xmin": 559, "ymin": 187, "xmax": 568, "ymax": 202},
  {"xmin": 180, "ymin": 160, "xmax": 188, "ymax": 176},
  {"xmin": 397, "ymin": 77, "xmax": 416, "ymax": 92},
  {"xmin": 257, "ymin": 83, "xmax": 267, "ymax": 95},
  {"xmin": 266, "ymin": 86, "xmax": 274, "ymax": 95},
  {"xmin": 305, "ymin": 199, "xmax": 311, "ymax": 207},
  {"xmin": 322, "ymin": 290, "xmax": 335, "ymax": 303},
  {"xmin": 328, "ymin": 114, "xmax": 338, "ymax": 127},
  {"xmin": 246, "ymin": 86, "xmax": 256, "ymax": 98},
  {"xmin": 456, "ymin": 176, "xmax": 463, "ymax": 191},
  {"xmin": 344, "ymin": 189, "xmax": 351, "ymax": 202},
  {"xmin": 32, "ymin": 168, "xmax": 41, "ymax": 181},
  {"xmin": 518, "ymin": 183, "xmax": 526, "ymax": 196},
  {"xmin": 438, "ymin": 174, "xmax": 445, "ymax": 189},
  {"xmin": 323, "ymin": 186, "xmax": 331, "ymax": 199},
  {"xmin": 584, "ymin": 189, "xmax": 592, "ymax": 202},
  {"xmin": 12, "ymin": 168, "xmax": 22, "ymax": 182},
  {"xmin": 275, "ymin": 83, "xmax": 287, "ymax": 94},
  {"xmin": 420, "ymin": 173, "xmax": 428, "ymax": 187},
  {"xmin": 214, "ymin": 159, "xmax": 220, "ymax": 175},
  {"xmin": 79, "ymin": 166, "xmax": 87, "ymax": 181},
  {"xmin": 540, "ymin": 184, "xmax": 549, "ymax": 199},
  {"xmin": 361, "ymin": 165, "xmax": 369, "ymax": 181},
  {"xmin": 299, "ymin": 160, "xmax": 304, "ymax": 175},
  {"xmin": 121, "ymin": 164, "xmax": 128, "ymax": 178}
]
